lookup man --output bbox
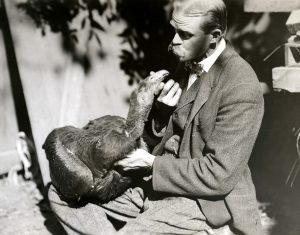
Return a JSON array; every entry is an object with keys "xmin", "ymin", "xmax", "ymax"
[{"xmin": 49, "ymin": 0, "xmax": 264, "ymax": 234}]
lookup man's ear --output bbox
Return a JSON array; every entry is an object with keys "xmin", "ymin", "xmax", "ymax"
[{"xmin": 209, "ymin": 29, "xmax": 222, "ymax": 47}]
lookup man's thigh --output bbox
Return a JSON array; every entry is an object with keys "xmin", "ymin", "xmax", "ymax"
[
  {"xmin": 118, "ymin": 196, "xmax": 213, "ymax": 235},
  {"xmin": 48, "ymin": 184, "xmax": 146, "ymax": 235}
]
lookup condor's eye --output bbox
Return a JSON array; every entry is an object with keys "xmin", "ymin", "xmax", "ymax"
[{"xmin": 177, "ymin": 30, "xmax": 193, "ymax": 40}]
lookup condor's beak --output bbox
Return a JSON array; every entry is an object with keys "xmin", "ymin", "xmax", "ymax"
[{"xmin": 150, "ymin": 70, "xmax": 169, "ymax": 83}]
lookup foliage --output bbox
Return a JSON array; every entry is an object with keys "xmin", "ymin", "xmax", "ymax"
[
  {"xmin": 18, "ymin": 0, "xmax": 116, "ymax": 39},
  {"xmin": 117, "ymin": 0, "xmax": 174, "ymax": 84},
  {"xmin": 18, "ymin": 0, "xmax": 174, "ymax": 82},
  {"xmin": 18, "ymin": 0, "xmax": 118, "ymax": 73}
]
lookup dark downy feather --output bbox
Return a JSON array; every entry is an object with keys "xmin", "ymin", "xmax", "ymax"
[{"xmin": 43, "ymin": 70, "xmax": 169, "ymax": 202}]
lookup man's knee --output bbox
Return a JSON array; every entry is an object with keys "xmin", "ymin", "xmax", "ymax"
[{"xmin": 48, "ymin": 184, "xmax": 116, "ymax": 235}]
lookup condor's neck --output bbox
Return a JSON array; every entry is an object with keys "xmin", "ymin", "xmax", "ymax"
[{"xmin": 125, "ymin": 104, "xmax": 150, "ymax": 140}]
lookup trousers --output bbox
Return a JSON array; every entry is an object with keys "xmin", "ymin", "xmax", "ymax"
[{"xmin": 48, "ymin": 184, "xmax": 233, "ymax": 235}]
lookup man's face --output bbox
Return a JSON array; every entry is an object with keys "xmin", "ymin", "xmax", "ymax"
[{"xmin": 169, "ymin": 16, "xmax": 211, "ymax": 62}]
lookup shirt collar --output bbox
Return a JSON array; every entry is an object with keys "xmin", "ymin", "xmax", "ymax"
[{"xmin": 199, "ymin": 38, "xmax": 226, "ymax": 73}]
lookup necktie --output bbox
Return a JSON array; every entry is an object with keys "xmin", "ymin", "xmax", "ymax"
[
  {"xmin": 185, "ymin": 62, "xmax": 204, "ymax": 90},
  {"xmin": 184, "ymin": 61, "xmax": 204, "ymax": 77}
]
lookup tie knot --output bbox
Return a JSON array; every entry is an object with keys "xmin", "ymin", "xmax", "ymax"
[{"xmin": 184, "ymin": 61, "xmax": 204, "ymax": 76}]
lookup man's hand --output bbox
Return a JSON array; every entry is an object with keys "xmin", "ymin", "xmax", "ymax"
[
  {"xmin": 151, "ymin": 71, "xmax": 182, "ymax": 107},
  {"xmin": 115, "ymin": 149, "xmax": 155, "ymax": 172}
]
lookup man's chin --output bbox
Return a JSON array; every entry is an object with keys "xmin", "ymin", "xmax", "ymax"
[
  {"xmin": 172, "ymin": 53, "xmax": 187, "ymax": 62},
  {"xmin": 171, "ymin": 50, "xmax": 184, "ymax": 61},
  {"xmin": 177, "ymin": 57, "xmax": 189, "ymax": 62}
]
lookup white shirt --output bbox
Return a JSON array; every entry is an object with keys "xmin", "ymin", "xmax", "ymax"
[{"xmin": 187, "ymin": 38, "xmax": 226, "ymax": 90}]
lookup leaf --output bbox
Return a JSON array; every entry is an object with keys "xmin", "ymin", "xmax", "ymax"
[
  {"xmin": 120, "ymin": 49, "xmax": 133, "ymax": 58},
  {"xmin": 94, "ymin": 33, "xmax": 102, "ymax": 46},
  {"xmin": 78, "ymin": 2, "xmax": 86, "ymax": 10},
  {"xmin": 88, "ymin": 30, "xmax": 93, "ymax": 41},
  {"xmin": 91, "ymin": 20, "xmax": 105, "ymax": 32},
  {"xmin": 69, "ymin": 28, "xmax": 77, "ymax": 34},
  {"xmin": 106, "ymin": 14, "xmax": 118, "ymax": 24},
  {"xmin": 41, "ymin": 26, "xmax": 46, "ymax": 36},
  {"xmin": 127, "ymin": 37, "xmax": 135, "ymax": 50},
  {"xmin": 81, "ymin": 18, "xmax": 86, "ymax": 29},
  {"xmin": 71, "ymin": 34, "xmax": 78, "ymax": 43},
  {"xmin": 118, "ymin": 28, "xmax": 131, "ymax": 37}
]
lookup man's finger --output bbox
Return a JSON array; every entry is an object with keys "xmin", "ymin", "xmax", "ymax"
[
  {"xmin": 158, "ymin": 79, "xmax": 175, "ymax": 100},
  {"xmin": 123, "ymin": 166, "xmax": 139, "ymax": 171},
  {"xmin": 115, "ymin": 158, "xmax": 131, "ymax": 166},
  {"xmin": 163, "ymin": 82, "xmax": 179, "ymax": 100},
  {"xmin": 168, "ymin": 88, "xmax": 182, "ymax": 106}
]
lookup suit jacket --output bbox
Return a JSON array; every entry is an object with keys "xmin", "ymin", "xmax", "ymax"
[{"xmin": 148, "ymin": 45, "xmax": 264, "ymax": 235}]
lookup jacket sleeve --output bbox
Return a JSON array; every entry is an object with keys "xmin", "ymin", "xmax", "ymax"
[
  {"xmin": 143, "ymin": 101, "xmax": 175, "ymax": 149},
  {"xmin": 152, "ymin": 82, "xmax": 264, "ymax": 197}
]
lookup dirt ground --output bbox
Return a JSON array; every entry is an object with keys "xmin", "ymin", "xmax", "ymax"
[{"xmin": 0, "ymin": 175, "xmax": 65, "ymax": 235}]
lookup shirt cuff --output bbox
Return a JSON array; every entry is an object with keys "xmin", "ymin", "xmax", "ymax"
[{"xmin": 151, "ymin": 118, "xmax": 166, "ymax": 138}]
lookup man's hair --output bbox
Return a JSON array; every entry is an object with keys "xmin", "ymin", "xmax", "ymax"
[
  {"xmin": 201, "ymin": 1, "xmax": 227, "ymax": 35},
  {"xmin": 173, "ymin": 0, "xmax": 228, "ymax": 35}
]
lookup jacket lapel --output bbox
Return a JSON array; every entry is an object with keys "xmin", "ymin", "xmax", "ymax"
[
  {"xmin": 174, "ymin": 72, "xmax": 204, "ymax": 112},
  {"xmin": 185, "ymin": 45, "xmax": 236, "ymax": 128},
  {"xmin": 185, "ymin": 72, "xmax": 212, "ymax": 127}
]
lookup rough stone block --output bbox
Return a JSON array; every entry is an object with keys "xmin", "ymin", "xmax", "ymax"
[
  {"xmin": 286, "ymin": 9, "xmax": 300, "ymax": 35},
  {"xmin": 272, "ymin": 66, "xmax": 300, "ymax": 92},
  {"xmin": 244, "ymin": 0, "xmax": 300, "ymax": 12},
  {"xmin": 285, "ymin": 43, "xmax": 300, "ymax": 66}
]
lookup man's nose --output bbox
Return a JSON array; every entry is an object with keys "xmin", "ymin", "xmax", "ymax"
[{"xmin": 172, "ymin": 33, "xmax": 182, "ymax": 45}]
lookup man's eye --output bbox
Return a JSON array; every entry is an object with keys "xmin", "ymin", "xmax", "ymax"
[{"xmin": 178, "ymin": 31, "xmax": 192, "ymax": 40}]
